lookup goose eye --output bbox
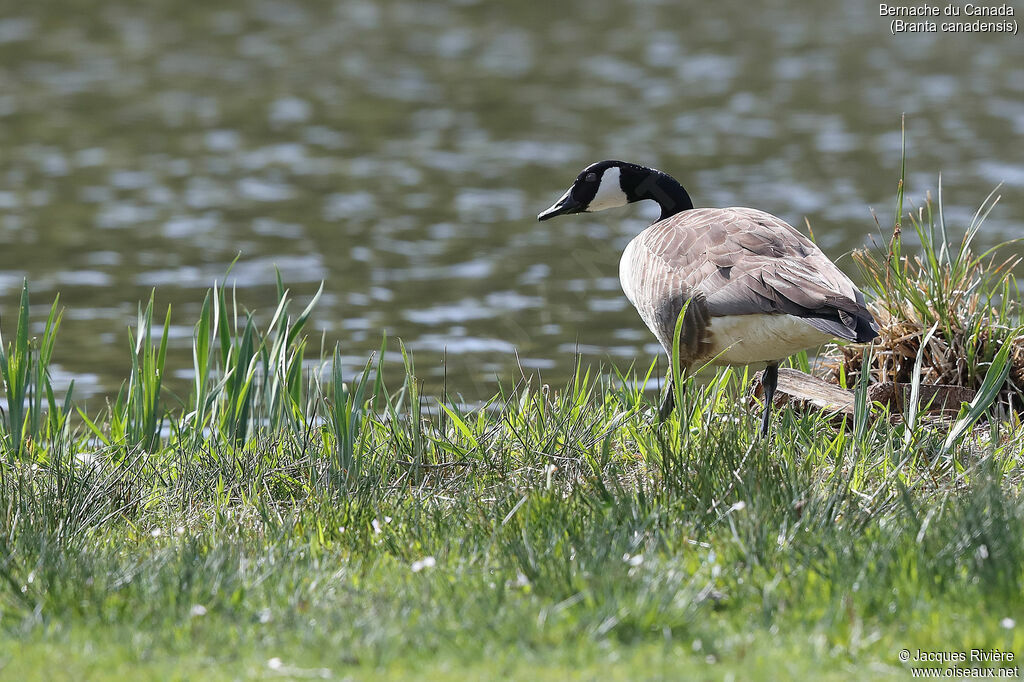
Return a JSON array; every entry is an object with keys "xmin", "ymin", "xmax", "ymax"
[{"xmin": 585, "ymin": 173, "xmax": 597, "ymax": 182}]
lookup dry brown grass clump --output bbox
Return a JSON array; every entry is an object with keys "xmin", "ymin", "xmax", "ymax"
[{"xmin": 823, "ymin": 187, "xmax": 1024, "ymax": 415}]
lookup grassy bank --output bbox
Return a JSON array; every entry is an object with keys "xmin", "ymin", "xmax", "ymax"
[{"xmin": 2, "ymin": 185, "xmax": 1023, "ymax": 680}]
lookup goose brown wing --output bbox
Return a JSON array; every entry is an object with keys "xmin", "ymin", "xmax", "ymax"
[{"xmin": 621, "ymin": 208, "xmax": 878, "ymax": 346}]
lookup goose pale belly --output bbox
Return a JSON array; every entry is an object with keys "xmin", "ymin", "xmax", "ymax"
[{"xmin": 699, "ymin": 314, "xmax": 833, "ymax": 366}]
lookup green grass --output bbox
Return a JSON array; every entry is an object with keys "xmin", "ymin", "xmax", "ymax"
[{"xmin": 1, "ymin": 182, "xmax": 1023, "ymax": 679}]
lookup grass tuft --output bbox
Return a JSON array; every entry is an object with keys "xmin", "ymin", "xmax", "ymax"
[{"xmin": 828, "ymin": 178, "xmax": 1023, "ymax": 415}]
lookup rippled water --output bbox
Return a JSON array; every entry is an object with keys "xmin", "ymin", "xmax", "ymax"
[{"xmin": 1, "ymin": 0, "xmax": 1022, "ymax": 400}]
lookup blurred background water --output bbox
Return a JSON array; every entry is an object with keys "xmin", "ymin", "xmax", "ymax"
[{"xmin": 0, "ymin": 0, "xmax": 1022, "ymax": 402}]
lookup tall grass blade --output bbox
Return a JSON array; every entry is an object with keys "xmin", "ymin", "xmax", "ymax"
[{"xmin": 942, "ymin": 339, "xmax": 1013, "ymax": 452}]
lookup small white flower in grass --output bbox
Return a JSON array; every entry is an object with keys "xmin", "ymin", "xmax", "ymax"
[
  {"xmin": 411, "ymin": 556, "xmax": 436, "ymax": 573},
  {"xmin": 729, "ymin": 501, "xmax": 746, "ymax": 512},
  {"xmin": 175, "ymin": 526, "xmax": 185, "ymax": 536},
  {"xmin": 190, "ymin": 604, "xmax": 207, "ymax": 617},
  {"xmin": 509, "ymin": 571, "xmax": 530, "ymax": 588},
  {"xmin": 1001, "ymin": 617, "xmax": 1016, "ymax": 629},
  {"xmin": 371, "ymin": 519, "xmax": 382, "ymax": 534},
  {"xmin": 75, "ymin": 452, "xmax": 98, "ymax": 468},
  {"xmin": 259, "ymin": 608, "xmax": 272, "ymax": 624},
  {"xmin": 267, "ymin": 657, "xmax": 283, "ymax": 670},
  {"xmin": 622, "ymin": 553, "xmax": 643, "ymax": 567},
  {"xmin": 150, "ymin": 528, "xmax": 162, "ymax": 538}
]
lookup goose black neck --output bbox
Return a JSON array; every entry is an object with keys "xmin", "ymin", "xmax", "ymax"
[{"xmin": 622, "ymin": 164, "xmax": 694, "ymax": 220}]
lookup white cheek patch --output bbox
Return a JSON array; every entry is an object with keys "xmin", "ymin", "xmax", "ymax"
[{"xmin": 587, "ymin": 167, "xmax": 628, "ymax": 212}]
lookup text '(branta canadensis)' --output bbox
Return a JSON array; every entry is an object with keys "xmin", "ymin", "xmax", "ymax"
[{"xmin": 538, "ymin": 160, "xmax": 879, "ymax": 435}]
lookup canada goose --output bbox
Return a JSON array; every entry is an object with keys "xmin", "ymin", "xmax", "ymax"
[{"xmin": 538, "ymin": 160, "xmax": 878, "ymax": 435}]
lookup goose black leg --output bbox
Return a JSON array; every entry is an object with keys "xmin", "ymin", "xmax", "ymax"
[
  {"xmin": 760, "ymin": 362, "xmax": 779, "ymax": 437},
  {"xmin": 658, "ymin": 374, "xmax": 675, "ymax": 421}
]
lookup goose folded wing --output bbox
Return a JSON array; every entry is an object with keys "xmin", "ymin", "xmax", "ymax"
[
  {"xmin": 699, "ymin": 259, "xmax": 874, "ymax": 342},
  {"xmin": 632, "ymin": 209, "xmax": 878, "ymax": 343}
]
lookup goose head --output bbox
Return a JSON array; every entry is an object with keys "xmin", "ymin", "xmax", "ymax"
[{"xmin": 537, "ymin": 160, "xmax": 694, "ymax": 222}]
